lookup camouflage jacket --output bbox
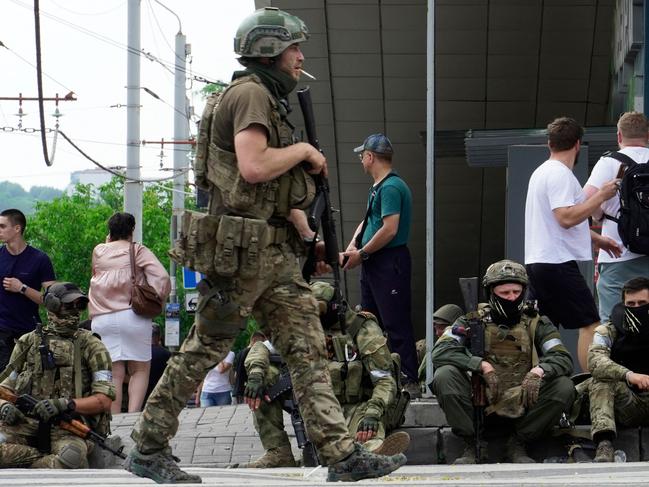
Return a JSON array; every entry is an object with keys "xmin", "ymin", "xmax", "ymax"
[
  {"xmin": 1, "ymin": 328, "xmax": 115, "ymax": 402},
  {"xmin": 588, "ymin": 322, "xmax": 630, "ymax": 382},
  {"xmin": 245, "ymin": 311, "xmax": 397, "ymax": 419},
  {"xmin": 431, "ymin": 309, "xmax": 573, "ymax": 380}
]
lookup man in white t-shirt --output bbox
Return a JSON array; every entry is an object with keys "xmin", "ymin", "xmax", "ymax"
[
  {"xmin": 525, "ymin": 116, "xmax": 620, "ymax": 371},
  {"xmin": 584, "ymin": 112, "xmax": 649, "ymax": 323},
  {"xmin": 198, "ymin": 350, "xmax": 235, "ymax": 407}
]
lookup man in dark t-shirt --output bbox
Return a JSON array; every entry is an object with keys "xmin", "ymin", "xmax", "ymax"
[
  {"xmin": 0, "ymin": 208, "xmax": 55, "ymax": 370},
  {"xmin": 144, "ymin": 324, "xmax": 171, "ymax": 406}
]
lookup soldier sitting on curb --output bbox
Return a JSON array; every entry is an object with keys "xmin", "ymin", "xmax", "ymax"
[
  {"xmin": 237, "ymin": 281, "xmax": 411, "ymax": 468},
  {"xmin": 577, "ymin": 277, "xmax": 649, "ymax": 462},
  {"xmin": 0, "ymin": 282, "xmax": 115, "ymax": 468},
  {"xmin": 416, "ymin": 304, "xmax": 464, "ymax": 383},
  {"xmin": 431, "ymin": 260, "xmax": 574, "ymax": 464}
]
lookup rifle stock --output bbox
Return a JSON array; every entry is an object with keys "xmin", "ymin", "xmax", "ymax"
[
  {"xmin": 458, "ymin": 277, "xmax": 486, "ymax": 463},
  {"xmin": 0, "ymin": 385, "xmax": 126, "ymax": 459}
]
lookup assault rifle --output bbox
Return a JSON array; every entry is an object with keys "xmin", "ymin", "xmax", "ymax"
[
  {"xmin": 297, "ymin": 86, "xmax": 347, "ymax": 334},
  {"xmin": 267, "ymin": 366, "xmax": 320, "ymax": 467},
  {"xmin": 457, "ymin": 277, "xmax": 486, "ymax": 463},
  {"xmin": 0, "ymin": 385, "xmax": 126, "ymax": 459}
]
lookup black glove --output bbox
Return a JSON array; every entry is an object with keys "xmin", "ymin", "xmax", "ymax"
[
  {"xmin": 244, "ymin": 373, "xmax": 265, "ymax": 403},
  {"xmin": 0, "ymin": 403, "xmax": 25, "ymax": 425},
  {"xmin": 521, "ymin": 371, "xmax": 542, "ymax": 408},
  {"xmin": 33, "ymin": 398, "xmax": 70, "ymax": 422}
]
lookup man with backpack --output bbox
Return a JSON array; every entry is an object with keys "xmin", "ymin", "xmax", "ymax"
[{"xmin": 584, "ymin": 112, "xmax": 649, "ymax": 323}]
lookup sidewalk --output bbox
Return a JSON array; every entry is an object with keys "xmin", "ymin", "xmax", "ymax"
[{"xmin": 101, "ymin": 398, "xmax": 649, "ymax": 468}]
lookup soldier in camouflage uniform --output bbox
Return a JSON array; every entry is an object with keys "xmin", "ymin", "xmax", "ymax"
[
  {"xmin": 125, "ymin": 7, "xmax": 405, "ymax": 484},
  {"xmin": 0, "ymin": 282, "xmax": 115, "ymax": 468},
  {"xmin": 431, "ymin": 260, "xmax": 574, "ymax": 464},
  {"xmin": 582, "ymin": 277, "xmax": 649, "ymax": 462},
  {"xmin": 241, "ymin": 282, "xmax": 410, "ymax": 468}
]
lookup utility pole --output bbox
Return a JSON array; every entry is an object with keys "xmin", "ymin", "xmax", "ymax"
[{"xmin": 125, "ymin": 0, "xmax": 143, "ymax": 242}]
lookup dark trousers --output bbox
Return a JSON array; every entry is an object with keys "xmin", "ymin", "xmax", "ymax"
[
  {"xmin": 360, "ymin": 245, "xmax": 419, "ymax": 383},
  {"xmin": 0, "ymin": 329, "xmax": 23, "ymax": 372}
]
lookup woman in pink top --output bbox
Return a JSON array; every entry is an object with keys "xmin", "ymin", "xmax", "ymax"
[{"xmin": 89, "ymin": 212, "xmax": 170, "ymax": 414}]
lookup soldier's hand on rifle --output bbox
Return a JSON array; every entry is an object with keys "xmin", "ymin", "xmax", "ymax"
[
  {"xmin": 483, "ymin": 370, "xmax": 500, "ymax": 404},
  {"xmin": 303, "ymin": 145, "xmax": 328, "ymax": 177},
  {"xmin": 521, "ymin": 369, "xmax": 543, "ymax": 408},
  {"xmin": 0, "ymin": 402, "xmax": 25, "ymax": 425},
  {"xmin": 313, "ymin": 241, "xmax": 332, "ymax": 275},
  {"xmin": 33, "ymin": 398, "xmax": 71, "ymax": 423},
  {"xmin": 355, "ymin": 415, "xmax": 379, "ymax": 442},
  {"xmin": 244, "ymin": 373, "xmax": 268, "ymax": 411}
]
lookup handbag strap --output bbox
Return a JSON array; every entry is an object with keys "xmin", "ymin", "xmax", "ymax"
[{"xmin": 129, "ymin": 241, "xmax": 138, "ymax": 285}]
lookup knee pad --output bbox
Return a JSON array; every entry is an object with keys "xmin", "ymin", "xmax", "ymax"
[{"xmin": 57, "ymin": 443, "xmax": 85, "ymax": 469}]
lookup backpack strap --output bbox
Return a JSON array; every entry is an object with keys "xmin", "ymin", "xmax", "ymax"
[
  {"xmin": 74, "ymin": 332, "xmax": 83, "ymax": 399},
  {"xmin": 527, "ymin": 315, "xmax": 541, "ymax": 367},
  {"xmin": 347, "ymin": 311, "xmax": 376, "ymax": 340},
  {"xmin": 602, "ymin": 151, "xmax": 635, "ymax": 223}
]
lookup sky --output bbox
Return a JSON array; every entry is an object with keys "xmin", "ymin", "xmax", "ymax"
[{"xmin": 1, "ymin": 0, "xmax": 255, "ymax": 191}]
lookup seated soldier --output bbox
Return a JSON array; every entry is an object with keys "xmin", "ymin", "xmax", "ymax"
[
  {"xmin": 0, "ymin": 282, "xmax": 115, "ymax": 468},
  {"xmin": 417, "ymin": 304, "xmax": 464, "ymax": 382},
  {"xmin": 430, "ymin": 260, "xmax": 574, "ymax": 464},
  {"xmin": 240, "ymin": 281, "xmax": 411, "ymax": 468},
  {"xmin": 585, "ymin": 277, "xmax": 649, "ymax": 462}
]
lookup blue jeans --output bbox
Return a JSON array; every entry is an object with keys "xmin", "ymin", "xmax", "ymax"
[{"xmin": 200, "ymin": 390, "xmax": 232, "ymax": 407}]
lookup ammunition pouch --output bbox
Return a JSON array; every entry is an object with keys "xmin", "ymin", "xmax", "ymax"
[
  {"xmin": 170, "ymin": 211, "xmax": 291, "ymax": 278},
  {"xmin": 195, "ymin": 280, "xmax": 247, "ymax": 339},
  {"xmin": 329, "ymin": 360, "xmax": 363, "ymax": 404}
]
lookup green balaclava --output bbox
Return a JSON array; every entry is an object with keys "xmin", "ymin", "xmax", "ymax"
[{"xmin": 233, "ymin": 59, "xmax": 298, "ymax": 101}]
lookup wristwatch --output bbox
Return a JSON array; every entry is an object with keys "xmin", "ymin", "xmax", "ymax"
[
  {"xmin": 66, "ymin": 399, "xmax": 76, "ymax": 413},
  {"xmin": 19, "ymin": 284, "xmax": 28, "ymax": 294},
  {"xmin": 358, "ymin": 248, "xmax": 370, "ymax": 261}
]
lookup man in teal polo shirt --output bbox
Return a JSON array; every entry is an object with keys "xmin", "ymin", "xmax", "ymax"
[{"xmin": 342, "ymin": 133, "xmax": 420, "ymax": 398}]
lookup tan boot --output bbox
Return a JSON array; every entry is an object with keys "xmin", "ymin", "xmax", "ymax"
[
  {"xmin": 594, "ymin": 440, "xmax": 614, "ymax": 463},
  {"xmin": 244, "ymin": 445, "xmax": 296, "ymax": 468},
  {"xmin": 453, "ymin": 437, "xmax": 488, "ymax": 464},
  {"xmin": 506, "ymin": 436, "xmax": 535, "ymax": 463},
  {"xmin": 372, "ymin": 431, "xmax": 411, "ymax": 456}
]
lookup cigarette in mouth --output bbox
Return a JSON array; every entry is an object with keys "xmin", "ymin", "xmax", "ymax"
[{"xmin": 300, "ymin": 69, "xmax": 316, "ymax": 80}]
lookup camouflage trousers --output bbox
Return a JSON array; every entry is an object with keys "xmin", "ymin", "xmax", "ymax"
[
  {"xmin": 254, "ymin": 399, "xmax": 387, "ymax": 453},
  {"xmin": 0, "ymin": 420, "xmax": 90, "ymax": 468},
  {"xmin": 132, "ymin": 242, "xmax": 354, "ymax": 465},
  {"xmin": 588, "ymin": 378, "xmax": 649, "ymax": 437},
  {"xmin": 342, "ymin": 402, "xmax": 387, "ymax": 452},
  {"xmin": 431, "ymin": 365, "xmax": 575, "ymax": 441}
]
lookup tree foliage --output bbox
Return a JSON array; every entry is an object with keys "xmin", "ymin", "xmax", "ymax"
[{"xmin": 0, "ymin": 181, "xmax": 62, "ymax": 215}]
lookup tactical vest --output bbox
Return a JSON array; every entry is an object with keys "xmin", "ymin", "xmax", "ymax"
[
  {"xmin": 170, "ymin": 75, "xmax": 315, "ymax": 276},
  {"xmin": 484, "ymin": 314, "xmax": 536, "ymax": 391},
  {"xmin": 10, "ymin": 330, "xmax": 111, "ymax": 435},
  {"xmin": 610, "ymin": 305, "xmax": 649, "ymax": 375},
  {"xmin": 199, "ymin": 74, "xmax": 315, "ymax": 220}
]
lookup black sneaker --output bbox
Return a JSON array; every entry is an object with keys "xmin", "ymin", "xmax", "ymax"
[
  {"xmin": 327, "ymin": 443, "xmax": 406, "ymax": 482},
  {"xmin": 124, "ymin": 447, "xmax": 202, "ymax": 484}
]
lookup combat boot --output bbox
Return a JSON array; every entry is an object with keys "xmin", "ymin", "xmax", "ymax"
[
  {"xmin": 372, "ymin": 431, "xmax": 411, "ymax": 456},
  {"xmin": 327, "ymin": 442, "xmax": 406, "ymax": 482},
  {"xmin": 505, "ymin": 436, "xmax": 535, "ymax": 463},
  {"xmin": 124, "ymin": 446, "xmax": 202, "ymax": 484},
  {"xmin": 453, "ymin": 437, "xmax": 488, "ymax": 464},
  {"xmin": 594, "ymin": 440, "xmax": 614, "ymax": 463},
  {"xmin": 243, "ymin": 445, "xmax": 296, "ymax": 468}
]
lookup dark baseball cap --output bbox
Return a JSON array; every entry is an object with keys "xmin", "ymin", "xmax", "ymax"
[
  {"xmin": 47, "ymin": 282, "xmax": 88, "ymax": 304},
  {"xmin": 353, "ymin": 133, "xmax": 393, "ymax": 155}
]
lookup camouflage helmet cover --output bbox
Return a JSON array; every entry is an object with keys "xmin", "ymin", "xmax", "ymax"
[
  {"xmin": 310, "ymin": 281, "xmax": 334, "ymax": 304},
  {"xmin": 482, "ymin": 259, "xmax": 528, "ymax": 289},
  {"xmin": 234, "ymin": 7, "xmax": 309, "ymax": 58}
]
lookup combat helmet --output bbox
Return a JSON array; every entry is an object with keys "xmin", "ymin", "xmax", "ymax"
[
  {"xmin": 234, "ymin": 7, "xmax": 309, "ymax": 58},
  {"xmin": 482, "ymin": 259, "xmax": 528, "ymax": 290}
]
